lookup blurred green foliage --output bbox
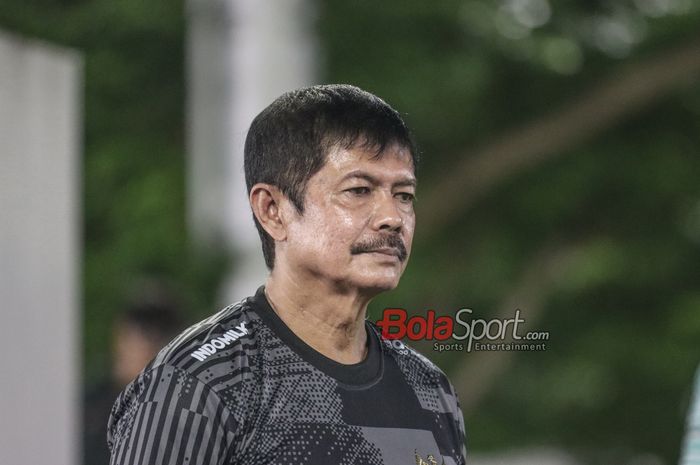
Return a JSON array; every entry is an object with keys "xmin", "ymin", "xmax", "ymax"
[
  {"xmin": 322, "ymin": 1, "xmax": 700, "ymax": 464},
  {"xmin": 0, "ymin": 0, "xmax": 226, "ymax": 380},
  {"xmin": 2, "ymin": 0, "xmax": 700, "ymax": 463}
]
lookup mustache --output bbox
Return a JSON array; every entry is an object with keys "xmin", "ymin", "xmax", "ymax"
[{"xmin": 350, "ymin": 234, "xmax": 408, "ymax": 262}]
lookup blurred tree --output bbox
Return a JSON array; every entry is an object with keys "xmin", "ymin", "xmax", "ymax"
[
  {"xmin": 319, "ymin": 1, "xmax": 700, "ymax": 464},
  {"xmin": 0, "ymin": 0, "xmax": 226, "ymax": 383}
]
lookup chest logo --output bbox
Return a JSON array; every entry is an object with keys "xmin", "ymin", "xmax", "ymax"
[
  {"xmin": 415, "ymin": 449, "xmax": 445, "ymax": 465},
  {"xmin": 189, "ymin": 322, "xmax": 248, "ymax": 361}
]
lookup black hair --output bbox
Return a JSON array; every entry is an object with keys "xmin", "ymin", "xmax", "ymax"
[
  {"xmin": 244, "ymin": 84, "xmax": 418, "ymax": 269},
  {"xmin": 119, "ymin": 282, "xmax": 184, "ymax": 347}
]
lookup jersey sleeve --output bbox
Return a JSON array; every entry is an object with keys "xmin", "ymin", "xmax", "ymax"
[
  {"xmin": 451, "ymin": 382, "xmax": 468, "ymax": 464},
  {"xmin": 107, "ymin": 363, "xmax": 237, "ymax": 465},
  {"xmin": 440, "ymin": 372, "xmax": 468, "ymax": 465}
]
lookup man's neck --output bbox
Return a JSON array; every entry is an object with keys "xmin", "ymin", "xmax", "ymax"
[{"xmin": 264, "ymin": 266, "xmax": 372, "ymax": 365}]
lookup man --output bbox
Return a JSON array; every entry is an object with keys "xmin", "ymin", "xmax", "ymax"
[
  {"xmin": 86, "ymin": 282, "xmax": 184, "ymax": 465},
  {"xmin": 108, "ymin": 84, "xmax": 467, "ymax": 465}
]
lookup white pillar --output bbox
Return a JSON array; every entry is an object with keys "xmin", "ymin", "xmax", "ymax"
[
  {"xmin": 0, "ymin": 30, "xmax": 82, "ymax": 465},
  {"xmin": 186, "ymin": 0, "xmax": 317, "ymax": 304}
]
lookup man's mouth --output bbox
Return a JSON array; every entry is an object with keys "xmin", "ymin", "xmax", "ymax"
[{"xmin": 365, "ymin": 248, "xmax": 400, "ymax": 257}]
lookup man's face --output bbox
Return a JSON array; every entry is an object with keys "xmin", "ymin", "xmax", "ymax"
[
  {"xmin": 282, "ymin": 143, "xmax": 416, "ymax": 294},
  {"xmin": 113, "ymin": 324, "xmax": 161, "ymax": 387}
]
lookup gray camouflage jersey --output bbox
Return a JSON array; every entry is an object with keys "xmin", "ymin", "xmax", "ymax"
[{"xmin": 107, "ymin": 286, "xmax": 467, "ymax": 465}]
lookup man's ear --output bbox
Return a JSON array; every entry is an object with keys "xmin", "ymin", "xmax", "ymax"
[{"xmin": 249, "ymin": 183, "xmax": 290, "ymax": 241}]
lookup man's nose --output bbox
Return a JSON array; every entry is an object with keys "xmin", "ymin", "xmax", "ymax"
[{"xmin": 372, "ymin": 192, "xmax": 403, "ymax": 232}]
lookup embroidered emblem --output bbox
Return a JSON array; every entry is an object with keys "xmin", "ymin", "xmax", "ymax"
[{"xmin": 415, "ymin": 449, "xmax": 445, "ymax": 465}]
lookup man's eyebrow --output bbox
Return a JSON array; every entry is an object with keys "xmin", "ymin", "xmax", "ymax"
[{"xmin": 340, "ymin": 171, "xmax": 417, "ymax": 187}]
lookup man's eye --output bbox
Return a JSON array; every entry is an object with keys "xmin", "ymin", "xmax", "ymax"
[
  {"xmin": 347, "ymin": 187, "xmax": 371, "ymax": 196},
  {"xmin": 396, "ymin": 192, "xmax": 415, "ymax": 203}
]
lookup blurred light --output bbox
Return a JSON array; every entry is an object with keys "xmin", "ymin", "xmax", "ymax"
[
  {"xmin": 495, "ymin": 4, "xmax": 531, "ymax": 40},
  {"xmin": 541, "ymin": 36, "xmax": 583, "ymax": 74},
  {"xmin": 505, "ymin": 0, "xmax": 552, "ymax": 29},
  {"xmin": 634, "ymin": 0, "xmax": 673, "ymax": 17},
  {"xmin": 681, "ymin": 199, "xmax": 700, "ymax": 245},
  {"xmin": 590, "ymin": 14, "xmax": 645, "ymax": 58},
  {"xmin": 668, "ymin": 0, "xmax": 696, "ymax": 14},
  {"xmin": 634, "ymin": 0, "xmax": 694, "ymax": 16}
]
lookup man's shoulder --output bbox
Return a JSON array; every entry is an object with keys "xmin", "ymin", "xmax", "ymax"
[
  {"xmin": 106, "ymin": 296, "xmax": 259, "ymax": 460},
  {"xmin": 108, "ymin": 295, "xmax": 263, "ymax": 438},
  {"xmin": 145, "ymin": 295, "xmax": 262, "ymax": 386}
]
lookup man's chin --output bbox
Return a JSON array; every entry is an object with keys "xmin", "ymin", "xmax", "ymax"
[
  {"xmin": 353, "ymin": 274, "xmax": 401, "ymax": 295},
  {"xmin": 338, "ymin": 259, "xmax": 407, "ymax": 295}
]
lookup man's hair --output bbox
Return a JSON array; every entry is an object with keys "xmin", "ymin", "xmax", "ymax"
[
  {"xmin": 119, "ymin": 281, "xmax": 185, "ymax": 347},
  {"xmin": 244, "ymin": 84, "xmax": 418, "ymax": 269}
]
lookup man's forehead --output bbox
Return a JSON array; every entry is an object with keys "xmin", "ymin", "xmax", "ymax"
[{"xmin": 324, "ymin": 143, "xmax": 416, "ymax": 175}]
